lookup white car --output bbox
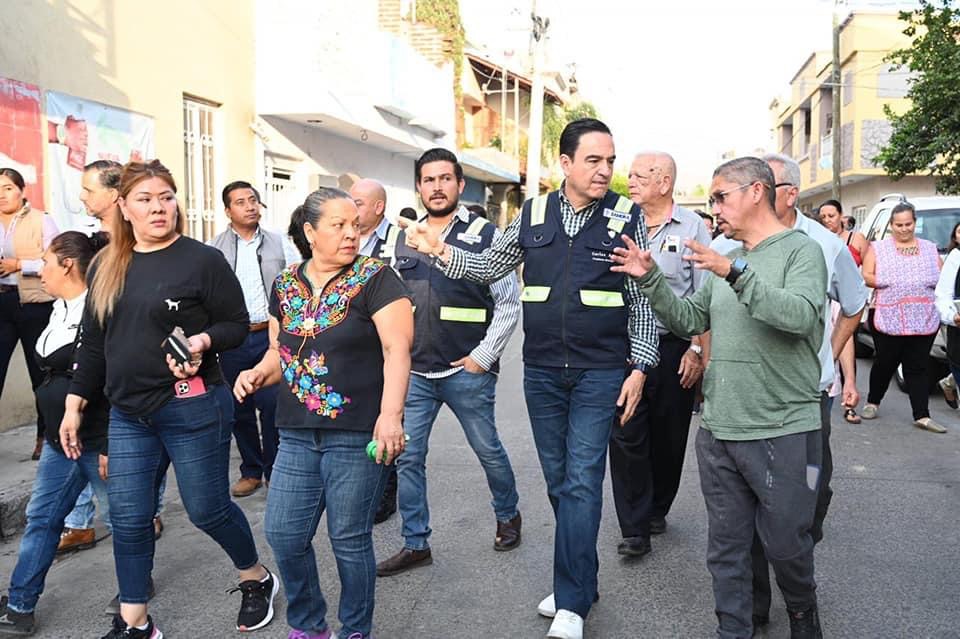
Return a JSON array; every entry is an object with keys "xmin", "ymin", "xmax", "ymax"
[{"xmin": 855, "ymin": 193, "xmax": 960, "ymax": 388}]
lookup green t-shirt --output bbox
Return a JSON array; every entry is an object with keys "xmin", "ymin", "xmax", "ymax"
[{"xmin": 637, "ymin": 229, "xmax": 826, "ymax": 441}]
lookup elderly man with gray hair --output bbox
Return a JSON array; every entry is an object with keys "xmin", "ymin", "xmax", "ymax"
[
  {"xmin": 608, "ymin": 151, "xmax": 710, "ymax": 558},
  {"xmin": 612, "ymin": 156, "xmax": 827, "ymax": 638}
]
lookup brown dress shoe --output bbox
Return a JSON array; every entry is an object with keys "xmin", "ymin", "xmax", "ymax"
[
  {"xmin": 231, "ymin": 477, "xmax": 263, "ymax": 497},
  {"xmin": 153, "ymin": 516, "xmax": 164, "ymax": 540},
  {"xmin": 57, "ymin": 527, "xmax": 96, "ymax": 553},
  {"xmin": 494, "ymin": 512, "xmax": 522, "ymax": 551},
  {"xmin": 376, "ymin": 547, "xmax": 433, "ymax": 577}
]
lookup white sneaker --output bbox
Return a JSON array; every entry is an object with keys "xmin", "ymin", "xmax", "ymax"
[
  {"xmin": 537, "ymin": 593, "xmax": 556, "ymax": 618},
  {"xmin": 547, "ymin": 609, "xmax": 584, "ymax": 639}
]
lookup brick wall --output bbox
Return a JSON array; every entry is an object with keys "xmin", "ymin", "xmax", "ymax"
[{"xmin": 377, "ymin": 0, "xmax": 450, "ymax": 67}]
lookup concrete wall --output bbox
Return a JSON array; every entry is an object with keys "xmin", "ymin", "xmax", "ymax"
[
  {"xmin": 1, "ymin": 0, "xmax": 258, "ymax": 218},
  {"xmin": 798, "ymin": 175, "xmax": 938, "ymax": 221},
  {"xmin": 1, "ymin": 0, "xmax": 257, "ymax": 429},
  {"xmin": 260, "ymin": 116, "xmax": 421, "ymax": 222}
]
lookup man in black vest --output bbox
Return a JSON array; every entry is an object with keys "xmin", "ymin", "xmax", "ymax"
[
  {"xmin": 209, "ymin": 181, "xmax": 299, "ymax": 497},
  {"xmin": 350, "ymin": 176, "xmax": 401, "ymax": 523},
  {"xmin": 377, "ymin": 148, "xmax": 522, "ymax": 577},
  {"xmin": 398, "ymin": 121, "xmax": 660, "ymax": 639}
]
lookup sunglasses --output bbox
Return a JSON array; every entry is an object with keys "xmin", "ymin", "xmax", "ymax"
[{"xmin": 708, "ymin": 183, "xmax": 753, "ymax": 208}]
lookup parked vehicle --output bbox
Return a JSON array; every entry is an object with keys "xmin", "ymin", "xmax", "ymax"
[{"xmin": 854, "ymin": 193, "xmax": 960, "ymax": 389}]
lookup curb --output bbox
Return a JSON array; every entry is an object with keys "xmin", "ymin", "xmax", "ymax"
[{"xmin": 0, "ymin": 478, "xmax": 32, "ymax": 540}]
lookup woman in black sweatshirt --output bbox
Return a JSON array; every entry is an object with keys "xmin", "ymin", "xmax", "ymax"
[{"xmin": 61, "ymin": 160, "xmax": 277, "ymax": 639}]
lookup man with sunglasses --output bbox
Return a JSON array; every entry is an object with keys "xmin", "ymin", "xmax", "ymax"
[
  {"xmin": 612, "ymin": 157, "xmax": 828, "ymax": 638},
  {"xmin": 713, "ymin": 154, "xmax": 866, "ymax": 632}
]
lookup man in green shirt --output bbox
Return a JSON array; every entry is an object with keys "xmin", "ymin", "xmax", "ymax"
[{"xmin": 611, "ymin": 157, "xmax": 826, "ymax": 639}]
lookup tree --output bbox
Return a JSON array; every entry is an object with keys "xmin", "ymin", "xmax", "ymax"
[
  {"xmin": 541, "ymin": 101, "xmax": 600, "ymax": 165},
  {"xmin": 876, "ymin": 1, "xmax": 960, "ymax": 194},
  {"xmin": 609, "ymin": 172, "xmax": 630, "ymax": 198}
]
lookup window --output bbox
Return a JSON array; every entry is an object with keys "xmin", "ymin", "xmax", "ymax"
[
  {"xmin": 263, "ymin": 160, "xmax": 296, "ymax": 232},
  {"xmin": 182, "ymin": 96, "xmax": 220, "ymax": 241},
  {"xmin": 851, "ymin": 205, "xmax": 867, "ymax": 226}
]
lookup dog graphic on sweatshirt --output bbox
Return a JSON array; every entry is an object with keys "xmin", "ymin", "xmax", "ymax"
[{"xmin": 165, "ymin": 299, "xmax": 181, "ymax": 311}]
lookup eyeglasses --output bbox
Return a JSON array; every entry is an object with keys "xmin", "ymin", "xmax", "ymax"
[
  {"xmin": 774, "ymin": 182, "xmax": 795, "ymax": 189},
  {"xmin": 708, "ymin": 183, "xmax": 754, "ymax": 208}
]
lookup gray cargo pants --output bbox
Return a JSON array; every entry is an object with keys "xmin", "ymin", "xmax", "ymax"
[{"xmin": 696, "ymin": 427, "xmax": 821, "ymax": 639}]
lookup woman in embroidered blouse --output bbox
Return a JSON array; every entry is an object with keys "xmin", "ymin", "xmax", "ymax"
[
  {"xmin": 862, "ymin": 202, "xmax": 945, "ymax": 432},
  {"xmin": 0, "ymin": 230, "xmax": 108, "ymax": 634},
  {"xmin": 0, "ymin": 167, "xmax": 60, "ymax": 459},
  {"xmin": 234, "ymin": 187, "xmax": 412, "ymax": 639}
]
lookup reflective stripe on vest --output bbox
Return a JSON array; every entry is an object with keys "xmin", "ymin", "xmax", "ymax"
[
  {"xmin": 464, "ymin": 217, "xmax": 488, "ymax": 236},
  {"xmin": 605, "ymin": 196, "xmax": 633, "ymax": 234},
  {"xmin": 579, "ymin": 289, "xmax": 624, "ymax": 307},
  {"xmin": 439, "ymin": 306, "xmax": 488, "ymax": 323},
  {"xmin": 520, "ymin": 286, "xmax": 551, "ymax": 302},
  {"xmin": 383, "ymin": 225, "xmax": 401, "ymax": 258},
  {"xmin": 530, "ymin": 195, "xmax": 549, "ymax": 226}
]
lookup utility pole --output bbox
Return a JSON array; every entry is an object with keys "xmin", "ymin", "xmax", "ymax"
[
  {"xmin": 832, "ymin": 2, "xmax": 842, "ymax": 200},
  {"xmin": 525, "ymin": 3, "xmax": 549, "ymax": 199},
  {"xmin": 500, "ymin": 63, "xmax": 507, "ymax": 150}
]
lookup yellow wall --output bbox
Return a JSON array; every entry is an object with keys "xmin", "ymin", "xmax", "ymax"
[
  {"xmin": 0, "ymin": 0, "xmax": 256, "ymax": 207},
  {"xmin": 773, "ymin": 13, "xmax": 921, "ymax": 193}
]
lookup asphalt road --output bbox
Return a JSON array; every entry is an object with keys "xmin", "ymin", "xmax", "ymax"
[{"xmin": 1, "ymin": 344, "xmax": 958, "ymax": 638}]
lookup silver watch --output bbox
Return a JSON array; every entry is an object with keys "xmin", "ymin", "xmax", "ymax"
[{"xmin": 689, "ymin": 344, "xmax": 703, "ymax": 356}]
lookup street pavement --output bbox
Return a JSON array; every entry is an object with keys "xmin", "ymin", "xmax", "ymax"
[{"xmin": 0, "ymin": 340, "xmax": 958, "ymax": 638}]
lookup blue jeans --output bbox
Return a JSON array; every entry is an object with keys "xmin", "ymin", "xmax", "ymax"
[
  {"xmin": 65, "ymin": 472, "xmax": 168, "ymax": 530},
  {"xmin": 108, "ymin": 384, "xmax": 260, "ymax": 603},
  {"xmin": 523, "ymin": 365, "xmax": 622, "ymax": 619},
  {"xmin": 7, "ymin": 443, "xmax": 110, "ymax": 613},
  {"xmin": 265, "ymin": 428, "xmax": 385, "ymax": 638},
  {"xmin": 219, "ymin": 330, "xmax": 279, "ymax": 481},
  {"xmin": 397, "ymin": 370, "xmax": 519, "ymax": 550}
]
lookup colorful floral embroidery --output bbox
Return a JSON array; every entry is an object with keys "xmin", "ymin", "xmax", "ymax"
[
  {"xmin": 278, "ymin": 345, "xmax": 350, "ymax": 418},
  {"xmin": 274, "ymin": 257, "xmax": 383, "ymax": 419},
  {"xmin": 276, "ymin": 257, "xmax": 384, "ymax": 337}
]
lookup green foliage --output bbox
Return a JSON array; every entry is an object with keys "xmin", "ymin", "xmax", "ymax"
[
  {"xmin": 876, "ymin": 0, "xmax": 960, "ymax": 194},
  {"xmin": 609, "ymin": 172, "xmax": 630, "ymax": 198},
  {"xmin": 541, "ymin": 101, "xmax": 600, "ymax": 165},
  {"xmin": 415, "ymin": 0, "xmax": 466, "ymax": 112}
]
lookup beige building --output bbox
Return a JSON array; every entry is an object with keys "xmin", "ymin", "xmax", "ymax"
[
  {"xmin": 2, "ymin": 0, "xmax": 258, "ymax": 241},
  {"xmin": 769, "ymin": 12, "xmax": 939, "ymax": 221},
  {"xmin": 0, "ymin": 1, "xmax": 258, "ymax": 429}
]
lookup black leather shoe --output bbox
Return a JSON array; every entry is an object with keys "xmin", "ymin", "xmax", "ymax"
[
  {"xmin": 616, "ymin": 536, "xmax": 651, "ymax": 558},
  {"xmin": 787, "ymin": 606, "xmax": 822, "ymax": 639},
  {"xmin": 376, "ymin": 547, "xmax": 433, "ymax": 577},
  {"xmin": 649, "ymin": 516, "xmax": 667, "ymax": 535},
  {"xmin": 494, "ymin": 512, "xmax": 522, "ymax": 551}
]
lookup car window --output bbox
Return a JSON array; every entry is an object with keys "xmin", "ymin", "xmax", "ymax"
[
  {"xmin": 878, "ymin": 207, "xmax": 960, "ymax": 250},
  {"xmin": 866, "ymin": 208, "xmax": 891, "ymax": 241}
]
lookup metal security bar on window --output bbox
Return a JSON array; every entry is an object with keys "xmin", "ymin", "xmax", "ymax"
[{"xmin": 182, "ymin": 98, "xmax": 218, "ymax": 241}]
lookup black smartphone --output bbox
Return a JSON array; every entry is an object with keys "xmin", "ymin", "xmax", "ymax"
[{"xmin": 161, "ymin": 326, "xmax": 191, "ymax": 365}]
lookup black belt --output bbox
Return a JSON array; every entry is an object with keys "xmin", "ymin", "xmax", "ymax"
[{"xmin": 0, "ymin": 284, "xmax": 17, "ymax": 293}]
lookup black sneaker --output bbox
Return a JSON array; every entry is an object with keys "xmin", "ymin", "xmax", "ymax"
[
  {"xmin": 229, "ymin": 568, "xmax": 278, "ymax": 632},
  {"xmin": 100, "ymin": 614, "xmax": 162, "ymax": 639},
  {"xmin": 787, "ymin": 606, "xmax": 822, "ymax": 639},
  {"xmin": 0, "ymin": 597, "xmax": 34, "ymax": 636},
  {"xmin": 104, "ymin": 577, "xmax": 156, "ymax": 616}
]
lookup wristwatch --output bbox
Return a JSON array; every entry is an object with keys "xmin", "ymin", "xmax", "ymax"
[
  {"xmin": 632, "ymin": 363, "xmax": 649, "ymax": 374},
  {"xmin": 689, "ymin": 344, "xmax": 703, "ymax": 357},
  {"xmin": 725, "ymin": 257, "xmax": 748, "ymax": 284}
]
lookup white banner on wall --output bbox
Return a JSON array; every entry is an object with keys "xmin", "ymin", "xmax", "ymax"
[{"xmin": 45, "ymin": 91, "xmax": 155, "ymax": 231}]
